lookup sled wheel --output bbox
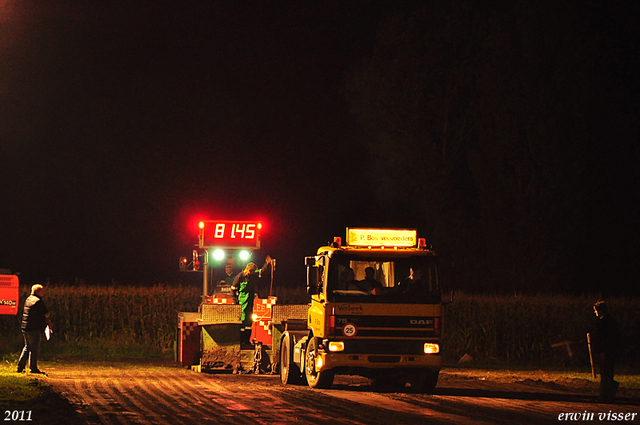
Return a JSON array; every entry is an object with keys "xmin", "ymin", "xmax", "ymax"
[{"xmin": 280, "ymin": 332, "xmax": 302, "ymax": 385}]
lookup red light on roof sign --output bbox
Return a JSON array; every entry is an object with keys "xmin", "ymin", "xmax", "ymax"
[{"xmin": 198, "ymin": 220, "xmax": 262, "ymax": 249}]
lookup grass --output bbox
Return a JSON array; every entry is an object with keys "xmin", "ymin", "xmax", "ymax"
[
  {"xmin": 0, "ymin": 368, "xmax": 44, "ymax": 405},
  {"xmin": 0, "ymin": 361, "xmax": 84, "ymax": 425},
  {"xmin": 445, "ymin": 365, "xmax": 640, "ymax": 390},
  {"xmin": 42, "ymin": 338, "xmax": 175, "ymax": 361}
]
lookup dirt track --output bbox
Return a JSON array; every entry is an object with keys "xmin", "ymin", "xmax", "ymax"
[{"xmin": 44, "ymin": 362, "xmax": 640, "ymax": 425}]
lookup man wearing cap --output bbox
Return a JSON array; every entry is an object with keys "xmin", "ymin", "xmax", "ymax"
[{"xmin": 17, "ymin": 284, "xmax": 52, "ymax": 375}]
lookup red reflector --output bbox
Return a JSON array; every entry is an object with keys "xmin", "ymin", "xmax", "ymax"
[
  {"xmin": 434, "ymin": 317, "xmax": 441, "ymax": 337},
  {"xmin": 327, "ymin": 315, "xmax": 335, "ymax": 336}
]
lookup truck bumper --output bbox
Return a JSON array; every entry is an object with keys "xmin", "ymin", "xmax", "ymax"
[{"xmin": 318, "ymin": 351, "xmax": 442, "ymax": 372}]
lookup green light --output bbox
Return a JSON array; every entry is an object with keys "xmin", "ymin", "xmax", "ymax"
[{"xmin": 239, "ymin": 250, "xmax": 250, "ymax": 261}]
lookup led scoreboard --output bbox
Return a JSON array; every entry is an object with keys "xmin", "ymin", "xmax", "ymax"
[{"xmin": 198, "ymin": 220, "xmax": 262, "ymax": 249}]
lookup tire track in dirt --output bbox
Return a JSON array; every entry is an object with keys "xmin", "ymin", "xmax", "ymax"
[
  {"xmin": 158, "ymin": 372, "xmax": 259, "ymax": 424},
  {"xmin": 111, "ymin": 371, "xmax": 250, "ymax": 425},
  {"xmin": 141, "ymin": 375, "xmax": 212, "ymax": 424},
  {"xmin": 50, "ymin": 366, "xmax": 404, "ymax": 424},
  {"xmin": 108, "ymin": 375, "xmax": 181, "ymax": 425},
  {"xmin": 49, "ymin": 363, "xmax": 639, "ymax": 425},
  {"xmin": 51, "ymin": 368, "xmax": 436, "ymax": 424},
  {"xmin": 388, "ymin": 385, "xmax": 639, "ymax": 425},
  {"xmin": 172, "ymin": 375, "xmax": 330, "ymax": 424},
  {"xmin": 97, "ymin": 379, "xmax": 154, "ymax": 424},
  {"xmin": 71, "ymin": 379, "xmax": 115, "ymax": 425},
  {"xmin": 240, "ymin": 388, "xmax": 350, "ymax": 425},
  {"xmin": 51, "ymin": 367, "xmax": 309, "ymax": 425},
  {"xmin": 151, "ymin": 373, "xmax": 251, "ymax": 424},
  {"xmin": 324, "ymin": 389, "xmax": 493, "ymax": 425},
  {"xmin": 56, "ymin": 373, "xmax": 196, "ymax": 424}
]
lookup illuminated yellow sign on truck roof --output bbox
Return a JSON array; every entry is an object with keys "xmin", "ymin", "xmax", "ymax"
[{"xmin": 346, "ymin": 228, "xmax": 418, "ymax": 248}]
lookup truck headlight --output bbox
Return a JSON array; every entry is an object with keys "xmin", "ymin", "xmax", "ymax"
[
  {"xmin": 328, "ymin": 341, "xmax": 345, "ymax": 352},
  {"xmin": 424, "ymin": 343, "xmax": 440, "ymax": 354}
]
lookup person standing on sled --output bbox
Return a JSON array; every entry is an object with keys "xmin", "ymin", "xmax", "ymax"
[{"xmin": 231, "ymin": 256, "xmax": 273, "ymax": 330}]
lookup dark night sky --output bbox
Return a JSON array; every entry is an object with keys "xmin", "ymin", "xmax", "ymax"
[
  {"xmin": 1, "ymin": 1, "xmax": 398, "ymax": 287},
  {"xmin": 1, "ymin": 1, "xmax": 639, "ymax": 293}
]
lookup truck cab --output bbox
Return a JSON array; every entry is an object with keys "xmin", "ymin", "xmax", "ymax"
[{"xmin": 280, "ymin": 228, "xmax": 443, "ymax": 391}]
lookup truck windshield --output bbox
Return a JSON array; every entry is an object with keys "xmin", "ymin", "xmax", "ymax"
[{"xmin": 327, "ymin": 253, "xmax": 441, "ymax": 304}]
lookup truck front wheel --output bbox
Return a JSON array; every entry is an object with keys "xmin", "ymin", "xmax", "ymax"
[{"xmin": 304, "ymin": 337, "xmax": 334, "ymax": 389}]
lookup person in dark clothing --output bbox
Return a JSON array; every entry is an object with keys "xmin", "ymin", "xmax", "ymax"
[
  {"xmin": 211, "ymin": 262, "xmax": 237, "ymax": 297},
  {"xmin": 396, "ymin": 268, "xmax": 425, "ymax": 294},
  {"xmin": 219, "ymin": 263, "xmax": 236, "ymax": 287},
  {"xmin": 591, "ymin": 301, "xmax": 620, "ymax": 402},
  {"xmin": 360, "ymin": 267, "xmax": 384, "ymax": 295},
  {"xmin": 231, "ymin": 256, "xmax": 272, "ymax": 329},
  {"xmin": 339, "ymin": 268, "xmax": 359, "ymax": 291},
  {"xmin": 17, "ymin": 284, "xmax": 52, "ymax": 374}
]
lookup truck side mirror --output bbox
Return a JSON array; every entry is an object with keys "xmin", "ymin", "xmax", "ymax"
[{"xmin": 307, "ymin": 265, "xmax": 320, "ymax": 295}]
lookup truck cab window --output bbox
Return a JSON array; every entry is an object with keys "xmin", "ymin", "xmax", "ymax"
[{"xmin": 328, "ymin": 254, "xmax": 440, "ymax": 304}]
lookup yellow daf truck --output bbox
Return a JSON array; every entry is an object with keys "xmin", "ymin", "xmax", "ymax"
[{"xmin": 279, "ymin": 228, "xmax": 443, "ymax": 391}]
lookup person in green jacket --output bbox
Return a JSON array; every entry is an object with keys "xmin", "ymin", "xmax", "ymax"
[{"xmin": 231, "ymin": 256, "xmax": 272, "ymax": 329}]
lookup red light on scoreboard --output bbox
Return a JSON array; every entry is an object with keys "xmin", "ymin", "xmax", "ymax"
[{"xmin": 198, "ymin": 220, "xmax": 262, "ymax": 249}]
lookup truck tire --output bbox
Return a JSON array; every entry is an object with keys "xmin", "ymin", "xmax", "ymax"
[
  {"xmin": 280, "ymin": 332, "xmax": 302, "ymax": 385},
  {"xmin": 304, "ymin": 336, "xmax": 334, "ymax": 389}
]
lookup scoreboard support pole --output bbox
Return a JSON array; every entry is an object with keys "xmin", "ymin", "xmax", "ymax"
[{"xmin": 203, "ymin": 250, "xmax": 209, "ymax": 299}]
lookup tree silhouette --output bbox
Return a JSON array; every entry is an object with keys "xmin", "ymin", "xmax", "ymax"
[{"xmin": 345, "ymin": 1, "xmax": 633, "ymax": 293}]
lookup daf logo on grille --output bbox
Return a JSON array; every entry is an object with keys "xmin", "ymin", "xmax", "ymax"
[{"xmin": 410, "ymin": 319, "xmax": 433, "ymax": 325}]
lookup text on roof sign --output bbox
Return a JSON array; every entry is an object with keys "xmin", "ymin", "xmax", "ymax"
[{"xmin": 346, "ymin": 228, "xmax": 418, "ymax": 248}]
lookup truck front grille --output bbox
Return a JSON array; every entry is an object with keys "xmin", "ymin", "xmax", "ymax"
[
  {"xmin": 340, "ymin": 340, "xmax": 428, "ymax": 355},
  {"xmin": 368, "ymin": 355, "xmax": 401, "ymax": 363}
]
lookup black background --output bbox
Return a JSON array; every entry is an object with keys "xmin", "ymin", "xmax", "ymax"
[{"xmin": 1, "ymin": 1, "xmax": 638, "ymax": 295}]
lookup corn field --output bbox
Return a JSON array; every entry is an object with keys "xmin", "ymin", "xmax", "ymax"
[
  {"xmin": 1, "ymin": 285, "xmax": 638, "ymax": 366},
  {"xmin": 0, "ymin": 284, "xmax": 201, "ymax": 351},
  {"xmin": 444, "ymin": 294, "xmax": 640, "ymax": 367},
  {"xmin": 0, "ymin": 283, "xmax": 308, "ymax": 352}
]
